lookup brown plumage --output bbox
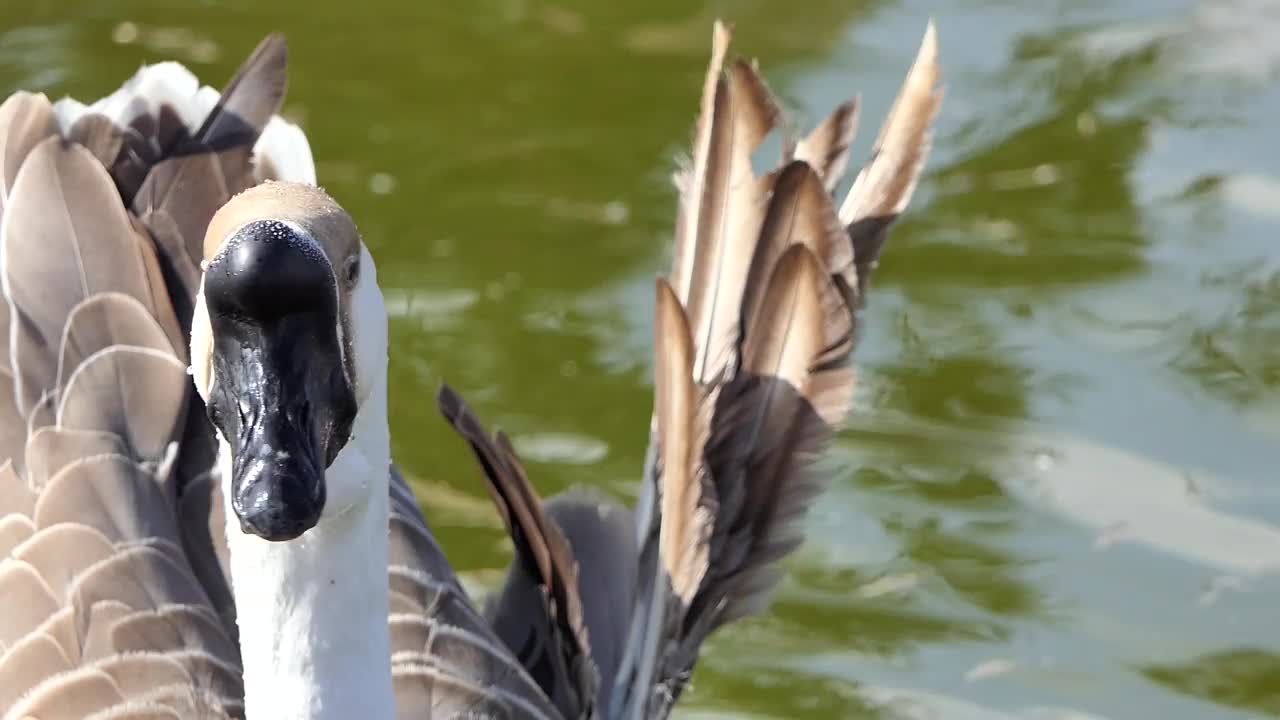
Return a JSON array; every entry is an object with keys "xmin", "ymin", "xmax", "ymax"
[
  {"xmin": 0, "ymin": 53, "xmax": 258, "ymax": 714},
  {"xmin": 0, "ymin": 34, "xmax": 568, "ymax": 720}
]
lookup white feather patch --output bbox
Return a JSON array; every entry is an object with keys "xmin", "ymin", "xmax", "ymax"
[{"xmin": 253, "ymin": 115, "xmax": 316, "ymax": 185}]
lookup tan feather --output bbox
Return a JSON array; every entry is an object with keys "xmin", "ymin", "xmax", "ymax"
[
  {"xmin": 794, "ymin": 98, "xmax": 860, "ymax": 192},
  {"xmin": 57, "ymin": 292, "xmax": 173, "ymax": 391},
  {"xmin": 0, "ymin": 459, "xmax": 35, "ymax": 517},
  {"xmin": 65, "ymin": 113, "xmax": 127, "ymax": 171},
  {"xmin": 7, "ymin": 666, "xmax": 125, "ymax": 720},
  {"xmin": 652, "ymin": 278, "xmax": 710, "ymax": 604},
  {"xmin": 670, "ymin": 20, "xmax": 731, "ymax": 304},
  {"xmin": 0, "ymin": 632, "xmax": 73, "ymax": 711},
  {"xmin": 96, "ymin": 653, "xmax": 192, "ymax": 698},
  {"xmin": 131, "ymin": 150, "xmax": 241, "ymax": 313},
  {"xmin": 0, "ymin": 512, "xmax": 34, "ymax": 556},
  {"xmin": 1, "ymin": 136, "xmax": 162, "ymax": 413},
  {"xmin": 27, "ymin": 388, "xmax": 57, "ymax": 438},
  {"xmin": 33, "ymin": 455, "xmax": 176, "ymax": 544},
  {"xmin": 12, "ymin": 523, "xmax": 116, "ymax": 599},
  {"xmin": 69, "ymin": 544, "xmax": 207, "ymax": 618},
  {"xmin": 25, "ymin": 427, "xmax": 129, "ymax": 490},
  {"xmin": 78, "ymin": 599, "xmax": 135, "ymax": 663},
  {"xmin": 740, "ymin": 243, "xmax": 854, "ymax": 464},
  {"xmin": 111, "ymin": 605, "xmax": 237, "ymax": 660},
  {"xmin": 87, "ymin": 706, "xmax": 185, "ymax": 720},
  {"xmin": 0, "ymin": 559, "xmax": 60, "ymax": 647},
  {"xmin": 685, "ymin": 60, "xmax": 781, "ymax": 383},
  {"xmin": 741, "ymin": 160, "xmax": 856, "ymax": 334},
  {"xmin": 0, "ymin": 91, "xmax": 58, "ymax": 211},
  {"xmin": 56, "ymin": 346, "xmax": 187, "ymax": 463},
  {"xmin": 0, "ymin": 371, "xmax": 24, "ymax": 462},
  {"xmin": 839, "ymin": 20, "xmax": 942, "ymax": 290}
]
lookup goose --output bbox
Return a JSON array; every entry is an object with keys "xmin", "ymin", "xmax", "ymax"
[{"xmin": 0, "ymin": 19, "xmax": 941, "ymax": 720}]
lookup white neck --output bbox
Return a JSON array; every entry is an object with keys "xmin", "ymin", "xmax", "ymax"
[{"xmin": 222, "ymin": 378, "xmax": 395, "ymax": 720}]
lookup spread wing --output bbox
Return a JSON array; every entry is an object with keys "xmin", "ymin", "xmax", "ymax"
[
  {"xmin": 442, "ymin": 21, "xmax": 941, "ymax": 720},
  {"xmin": 0, "ymin": 35, "xmax": 301, "ymax": 718},
  {"xmin": 0, "ymin": 104, "xmax": 234, "ymax": 719}
]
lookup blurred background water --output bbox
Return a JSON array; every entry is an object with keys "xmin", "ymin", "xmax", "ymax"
[{"xmin": 3, "ymin": 0, "xmax": 1279, "ymax": 717}]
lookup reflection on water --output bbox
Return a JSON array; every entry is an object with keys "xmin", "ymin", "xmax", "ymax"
[{"xmin": 4, "ymin": 0, "xmax": 1277, "ymax": 717}]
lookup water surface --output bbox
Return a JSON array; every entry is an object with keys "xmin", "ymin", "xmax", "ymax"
[{"xmin": 4, "ymin": 1, "xmax": 1278, "ymax": 717}]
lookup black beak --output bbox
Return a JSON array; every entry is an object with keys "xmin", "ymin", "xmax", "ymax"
[{"xmin": 203, "ymin": 219, "xmax": 357, "ymax": 542}]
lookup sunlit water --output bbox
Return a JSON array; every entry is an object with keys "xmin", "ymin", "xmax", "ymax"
[{"xmin": 4, "ymin": 0, "xmax": 1278, "ymax": 717}]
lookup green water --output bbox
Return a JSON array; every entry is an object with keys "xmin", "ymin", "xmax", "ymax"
[{"xmin": 4, "ymin": 1, "xmax": 1279, "ymax": 717}]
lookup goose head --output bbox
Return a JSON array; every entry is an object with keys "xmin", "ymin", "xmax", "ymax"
[{"xmin": 190, "ymin": 181, "xmax": 387, "ymax": 541}]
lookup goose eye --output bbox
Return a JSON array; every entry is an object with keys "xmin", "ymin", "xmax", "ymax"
[{"xmin": 343, "ymin": 256, "xmax": 360, "ymax": 287}]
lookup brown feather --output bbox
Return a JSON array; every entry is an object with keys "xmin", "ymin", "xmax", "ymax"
[
  {"xmin": 741, "ymin": 160, "xmax": 856, "ymax": 334},
  {"xmin": 57, "ymin": 292, "xmax": 174, "ymax": 391},
  {"xmin": 0, "ymin": 458, "xmax": 35, "ymax": 517},
  {"xmin": 6, "ymin": 666, "xmax": 125, "ymax": 719},
  {"xmin": 0, "ymin": 631, "xmax": 73, "ymax": 710},
  {"xmin": 25, "ymin": 427, "xmax": 127, "ymax": 490},
  {"xmin": 0, "ymin": 91, "xmax": 58, "ymax": 212},
  {"xmin": 12, "ymin": 523, "xmax": 116, "ymax": 599},
  {"xmin": 56, "ymin": 347, "xmax": 188, "ymax": 463},
  {"xmin": 0, "ymin": 559, "xmax": 60, "ymax": 646},
  {"xmin": 1, "ymin": 136, "xmax": 164, "ymax": 414},
  {"xmin": 189, "ymin": 35, "xmax": 287, "ymax": 152},
  {"xmin": 0, "ymin": 511, "xmax": 34, "ymax": 556},
  {"xmin": 131, "ymin": 148, "xmax": 245, "ymax": 332},
  {"xmin": 437, "ymin": 383, "xmax": 597, "ymax": 719},
  {"xmin": 33, "ymin": 454, "xmax": 176, "ymax": 545},
  {"xmin": 65, "ymin": 113, "xmax": 127, "ymax": 170}
]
